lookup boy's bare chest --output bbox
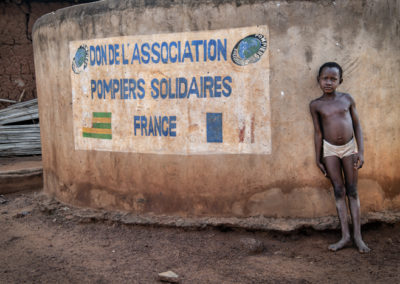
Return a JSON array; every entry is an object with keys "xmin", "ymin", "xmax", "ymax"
[{"xmin": 318, "ymin": 100, "xmax": 351, "ymax": 118}]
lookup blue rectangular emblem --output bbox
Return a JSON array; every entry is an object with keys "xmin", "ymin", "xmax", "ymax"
[{"xmin": 206, "ymin": 113, "xmax": 223, "ymax": 143}]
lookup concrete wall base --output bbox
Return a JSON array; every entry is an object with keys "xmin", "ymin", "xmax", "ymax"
[{"xmin": 41, "ymin": 196, "xmax": 400, "ymax": 232}]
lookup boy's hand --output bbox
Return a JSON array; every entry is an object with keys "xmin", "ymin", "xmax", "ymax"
[
  {"xmin": 317, "ymin": 162, "xmax": 328, "ymax": 177},
  {"xmin": 354, "ymin": 153, "xmax": 364, "ymax": 169}
]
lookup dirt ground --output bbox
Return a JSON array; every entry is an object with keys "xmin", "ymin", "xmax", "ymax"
[{"xmin": 0, "ymin": 190, "xmax": 399, "ymax": 284}]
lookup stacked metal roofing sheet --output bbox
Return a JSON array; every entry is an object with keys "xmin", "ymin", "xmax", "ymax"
[{"xmin": 0, "ymin": 99, "xmax": 41, "ymax": 156}]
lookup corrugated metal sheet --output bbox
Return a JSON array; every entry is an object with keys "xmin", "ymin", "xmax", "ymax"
[
  {"xmin": 0, "ymin": 100, "xmax": 41, "ymax": 156},
  {"xmin": 0, "ymin": 99, "xmax": 39, "ymax": 125}
]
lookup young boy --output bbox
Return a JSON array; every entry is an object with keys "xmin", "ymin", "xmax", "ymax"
[{"xmin": 310, "ymin": 62, "xmax": 370, "ymax": 253}]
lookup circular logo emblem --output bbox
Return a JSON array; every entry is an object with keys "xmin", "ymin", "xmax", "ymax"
[
  {"xmin": 72, "ymin": 45, "xmax": 88, "ymax": 74},
  {"xmin": 231, "ymin": 34, "xmax": 267, "ymax": 66}
]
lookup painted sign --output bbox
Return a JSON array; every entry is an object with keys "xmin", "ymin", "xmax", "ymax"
[{"xmin": 70, "ymin": 26, "xmax": 271, "ymax": 154}]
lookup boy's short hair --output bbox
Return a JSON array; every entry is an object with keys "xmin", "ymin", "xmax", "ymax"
[{"xmin": 318, "ymin": 62, "xmax": 343, "ymax": 79}]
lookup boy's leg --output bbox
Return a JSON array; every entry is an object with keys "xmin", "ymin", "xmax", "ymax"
[
  {"xmin": 342, "ymin": 155, "xmax": 370, "ymax": 253},
  {"xmin": 324, "ymin": 156, "xmax": 351, "ymax": 251}
]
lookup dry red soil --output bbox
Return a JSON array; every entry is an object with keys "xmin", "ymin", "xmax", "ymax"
[{"xmin": 0, "ymin": 190, "xmax": 399, "ymax": 284}]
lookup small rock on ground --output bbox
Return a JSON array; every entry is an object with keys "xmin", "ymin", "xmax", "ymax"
[
  {"xmin": 0, "ymin": 195, "xmax": 7, "ymax": 204},
  {"xmin": 158, "ymin": 270, "xmax": 180, "ymax": 283},
  {"xmin": 240, "ymin": 237, "xmax": 265, "ymax": 254},
  {"xmin": 14, "ymin": 211, "xmax": 30, "ymax": 218}
]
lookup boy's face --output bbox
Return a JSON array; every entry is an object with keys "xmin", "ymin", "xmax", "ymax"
[{"xmin": 318, "ymin": 67, "xmax": 342, "ymax": 94}]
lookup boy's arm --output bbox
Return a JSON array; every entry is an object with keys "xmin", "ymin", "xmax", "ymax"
[
  {"xmin": 349, "ymin": 95, "xmax": 364, "ymax": 169},
  {"xmin": 309, "ymin": 101, "xmax": 327, "ymax": 177}
]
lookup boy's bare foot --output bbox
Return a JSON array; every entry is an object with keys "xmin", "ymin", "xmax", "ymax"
[
  {"xmin": 328, "ymin": 237, "xmax": 351, "ymax": 251},
  {"xmin": 355, "ymin": 238, "xmax": 371, "ymax": 253}
]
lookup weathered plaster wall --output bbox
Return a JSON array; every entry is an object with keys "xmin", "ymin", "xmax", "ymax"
[{"xmin": 32, "ymin": 0, "xmax": 400, "ymax": 218}]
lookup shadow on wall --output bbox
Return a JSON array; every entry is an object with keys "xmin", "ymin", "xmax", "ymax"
[{"xmin": 232, "ymin": 179, "xmax": 391, "ymax": 218}]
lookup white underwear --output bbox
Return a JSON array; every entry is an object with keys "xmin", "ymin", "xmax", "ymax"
[{"xmin": 323, "ymin": 138, "xmax": 357, "ymax": 159}]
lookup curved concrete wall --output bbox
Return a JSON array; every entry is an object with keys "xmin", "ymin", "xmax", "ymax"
[{"xmin": 32, "ymin": 0, "xmax": 400, "ymax": 218}]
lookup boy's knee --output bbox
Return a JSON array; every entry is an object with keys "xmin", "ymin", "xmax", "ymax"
[
  {"xmin": 346, "ymin": 184, "xmax": 358, "ymax": 198},
  {"xmin": 333, "ymin": 185, "xmax": 346, "ymax": 199}
]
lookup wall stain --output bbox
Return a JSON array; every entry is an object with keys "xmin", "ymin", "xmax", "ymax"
[
  {"xmin": 304, "ymin": 46, "xmax": 313, "ymax": 63},
  {"xmin": 239, "ymin": 125, "xmax": 245, "ymax": 142},
  {"xmin": 251, "ymin": 115, "xmax": 255, "ymax": 143}
]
